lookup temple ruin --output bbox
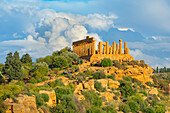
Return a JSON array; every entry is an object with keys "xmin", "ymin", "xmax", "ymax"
[{"xmin": 72, "ymin": 36, "xmax": 134, "ymax": 62}]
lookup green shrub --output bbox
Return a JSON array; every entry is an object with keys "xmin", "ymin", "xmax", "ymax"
[
  {"xmin": 23, "ymin": 92, "xmax": 32, "ymax": 96},
  {"xmin": 29, "ymin": 77, "xmax": 37, "ymax": 84},
  {"xmin": 101, "ymin": 58, "xmax": 113, "ymax": 67},
  {"xmin": 94, "ymin": 81, "xmax": 106, "ymax": 92},
  {"xmin": 102, "ymin": 104, "xmax": 117, "ymax": 113},
  {"xmin": 107, "ymin": 73, "xmax": 116, "ymax": 80},
  {"xmin": 0, "ymin": 74, "xmax": 5, "ymax": 84},
  {"xmin": 132, "ymin": 78, "xmax": 142, "ymax": 86},
  {"xmin": 34, "ymin": 93, "xmax": 44, "ymax": 108},
  {"xmin": 82, "ymin": 90, "xmax": 102, "ymax": 107},
  {"xmin": 119, "ymin": 103, "xmax": 131, "ymax": 113},
  {"xmin": 40, "ymin": 93, "xmax": 49, "ymax": 102},
  {"xmin": 48, "ymin": 79, "xmax": 65, "ymax": 88},
  {"xmin": 139, "ymin": 90, "xmax": 148, "ymax": 96},
  {"xmin": 155, "ymin": 105, "xmax": 166, "ymax": 113},
  {"xmin": 92, "ymin": 71, "xmax": 106, "ymax": 79},
  {"xmin": 127, "ymin": 100, "xmax": 140, "ymax": 113},
  {"xmin": 145, "ymin": 82, "xmax": 153, "ymax": 87},
  {"xmin": 0, "ymin": 100, "xmax": 7, "ymax": 113},
  {"xmin": 123, "ymin": 76, "xmax": 132, "ymax": 82},
  {"xmin": 54, "ymin": 86, "xmax": 72, "ymax": 100},
  {"xmin": 113, "ymin": 60, "xmax": 125, "ymax": 69},
  {"xmin": 118, "ymin": 80, "xmax": 137, "ymax": 97},
  {"xmin": 144, "ymin": 106, "xmax": 156, "ymax": 113}
]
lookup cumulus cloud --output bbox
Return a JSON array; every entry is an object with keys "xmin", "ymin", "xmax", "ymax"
[
  {"xmin": 130, "ymin": 49, "xmax": 169, "ymax": 68},
  {"xmin": 0, "ymin": 4, "xmax": 116, "ymax": 60}
]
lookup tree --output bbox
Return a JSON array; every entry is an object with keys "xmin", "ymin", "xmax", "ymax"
[
  {"xmin": 53, "ymin": 56, "xmax": 68, "ymax": 68},
  {"xmin": 3, "ymin": 51, "xmax": 24, "ymax": 81},
  {"xmin": 156, "ymin": 67, "xmax": 159, "ymax": 73},
  {"xmin": 21, "ymin": 53, "xmax": 32, "ymax": 64},
  {"xmin": 101, "ymin": 58, "xmax": 113, "ymax": 67}
]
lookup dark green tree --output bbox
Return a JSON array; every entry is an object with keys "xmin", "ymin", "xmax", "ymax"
[
  {"xmin": 21, "ymin": 53, "xmax": 32, "ymax": 64},
  {"xmin": 53, "ymin": 56, "xmax": 68, "ymax": 68},
  {"xmin": 4, "ymin": 51, "xmax": 24, "ymax": 81}
]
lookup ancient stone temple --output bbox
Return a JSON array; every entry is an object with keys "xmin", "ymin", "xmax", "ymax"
[{"xmin": 72, "ymin": 36, "xmax": 134, "ymax": 62}]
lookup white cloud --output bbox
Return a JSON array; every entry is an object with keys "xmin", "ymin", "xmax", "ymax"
[
  {"xmin": 118, "ymin": 28, "xmax": 135, "ymax": 32},
  {"xmin": 0, "ymin": 6, "xmax": 116, "ymax": 59},
  {"xmin": 130, "ymin": 49, "xmax": 169, "ymax": 68}
]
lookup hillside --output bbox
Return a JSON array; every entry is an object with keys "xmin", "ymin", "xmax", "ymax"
[{"xmin": 0, "ymin": 47, "xmax": 169, "ymax": 113}]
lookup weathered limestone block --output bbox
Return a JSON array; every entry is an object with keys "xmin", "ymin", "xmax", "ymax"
[
  {"xmin": 149, "ymin": 88, "xmax": 158, "ymax": 95},
  {"xmin": 83, "ymin": 79, "xmax": 95, "ymax": 90},
  {"xmin": 100, "ymin": 92, "xmax": 115, "ymax": 102},
  {"xmin": 4, "ymin": 94, "xmax": 38, "ymax": 113},
  {"xmin": 74, "ymin": 83, "xmax": 83, "ymax": 94},
  {"xmin": 39, "ymin": 90, "xmax": 56, "ymax": 107},
  {"xmin": 108, "ymin": 79, "xmax": 120, "ymax": 89}
]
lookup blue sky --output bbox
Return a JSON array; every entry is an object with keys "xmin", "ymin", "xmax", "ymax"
[{"xmin": 0, "ymin": 0, "xmax": 170, "ymax": 68}]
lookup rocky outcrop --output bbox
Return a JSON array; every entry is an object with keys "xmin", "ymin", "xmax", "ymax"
[
  {"xmin": 39, "ymin": 90, "xmax": 56, "ymax": 107},
  {"xmin": 149, "ymin": 88, "xmax": 158, "ymax": 95},
  {"xmin": 4, "ymin": 94, "xmax": 38, "ymax": 113}
]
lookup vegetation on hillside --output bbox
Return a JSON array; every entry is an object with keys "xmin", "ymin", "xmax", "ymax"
[{"xmin": 0, "ymin": 47, "xmax": 169, "ymax": 113}]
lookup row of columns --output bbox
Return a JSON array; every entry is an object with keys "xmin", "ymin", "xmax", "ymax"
[{"xmin": 98, "ymin": 40, "xmax": 129, "ymax": 55}]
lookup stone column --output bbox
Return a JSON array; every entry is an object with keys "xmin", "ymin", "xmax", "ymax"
[
  {"xmin": 124, "ymin": 42, "xmax": 127, "ymax": 54},
  {"xmin": 106, "ymin": 41, "xmax": 109, "ymax": 54},
  {"xmin": 103, "ymin": 45, "xmax": 106, "ymax": 54},
  {"xmin": 99, "ymin": 42, "xmax": 102, "ymax": 54},
  {"xmin": 126, "ymin": 48, "xmax": 129, "ymax": 54},
  {"xmin": 116, "ymin": 43, "xmax": 119, "ymax": 54},
  {"xmin": 92, "ymin": 41, "xmax": 96, "ymax": 55},
  {"xmin": 119, "ymin": 40, "xmax": 122, "ymax": 54},
  {"xmin": 110, "ymin": 47, "xmax": 112, "ymax": 54},
  {"xmin": 113, "ymin": 41, "xmax": 116, "ymax": 54}
]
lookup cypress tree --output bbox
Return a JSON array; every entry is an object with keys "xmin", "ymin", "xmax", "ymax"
[{"xmin": 4, "ymin": 51, "xmax": 24, "ymax": 81}]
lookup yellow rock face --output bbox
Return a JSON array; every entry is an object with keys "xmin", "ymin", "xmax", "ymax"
[{"xmin": 4, "ymin": 94, "xmax": 39, "ymax": 113}]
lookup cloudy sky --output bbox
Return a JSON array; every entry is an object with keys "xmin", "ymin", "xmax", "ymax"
[{"xmin": 0, "ymin": 0, "xmax": 170, "ymax": 68}]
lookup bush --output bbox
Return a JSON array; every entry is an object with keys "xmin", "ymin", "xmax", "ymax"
[
  {"xmin": 123, "ymin": 76, "xmax": 132, "ymax": 82},
  {"xmin": 144, "ymin": 106, "xmax": 155, "ymax": 113},
  {"xmin": 102, "ymin": 104, "xmax": 117, "ymax": 113},
  {"xmin": 54, "ymin": 86, "xmax": 72, "ymax": 100},
  {"xmin": 92, "ymin": 71, "xmax": 106, "ymax": 79},
  {"xmin": 82, "ymin": 90, "xmax": 102, "ymax": 107},
  {"xmin": 0, "ymin": 100, "xmax": 7, "ymax": 113},
  {"xmin": 139, "ymin": 90, "xmax": 148, "ymax": 96},
  {"xmin": 118, "ymin": 80, "xmax": 137, "ymax": 97},
  {"xmin": 132, "ymin": 78, "xmax": 142, "ymax": 86},
  {"xmin": 113, "ymin": 60, "xmax": 125, "ymax": 69},
  {"xmin": 107, "ymin": 73, "xmax": 116, "ymax": 80},
  {"xmin": 29, "ymin": 78, "xmax": 37, "ymax": 84},
  {"xmin": 40, "ymin": 93, "xmax": 49, "ymax": 102},
  {"xmin": 155, "ymin": 105, "xmax": 166, "ymax": 113},
  {"xmin": 145, "ymin": 82, "xmax": 153, "ymax": 87},
  {"xmin": 94, "ymin": 81, "xmax": 106, "ymax": 92},
  {"xmin": 48, "ymin": 79, "xmax": 64, "ymax": 88},
  {"xmin": 119, "ymin": 103, "xmax": 131, "ymax": 113},
  {"xmin": 101, "ymin": 58, "xmax": 113, "ymax": 67},
  {"xmin": 34, "ymin": 93, "xmax": 44, "ymax": 108},
  {"xmin": 127, "ymin": 100, "xmax": 140, "ymax": 113}
]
